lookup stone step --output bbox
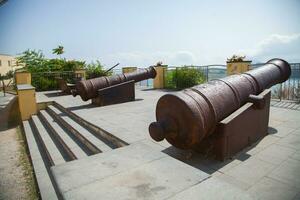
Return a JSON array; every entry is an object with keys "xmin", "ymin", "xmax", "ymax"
[
  {"xmin": 52, "ymin": 102, "xmax": 128, "ymax": 148},
  {"xmin": 31, "ymin": 115, "xmax": 66, "ymax": 166},
  {"xmin": 51, "ymin": 142, "xmax": 210, "ymax": 200},
  {"xmin": 47, "ymin": 105, "xmax": 113, "ymax": 153},
  {"xmin": 22, "ymin": 120, "xmax": 59, "ymax": 200},
  {"xmin": 39, "ymin": 110, "xmax": 87, "ymax": 160},
  {"xmin": 46, "ymin": 106, "xmax": 102, "ymax": 155}
]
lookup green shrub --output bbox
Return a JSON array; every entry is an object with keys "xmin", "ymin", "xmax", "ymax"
[
  {"xmin": 59, "ymin": 60, "xmax": 85, "ymax": 71},
  {"xmin": 165, "ymin": 67, "xmax": 206, "ymax": 89},
  {"xmin": 85, "ymin": 60, "xmax": 112, "ymax": 79},
  {"xmin": 17, "ymin": 50, "xmax": 85, "ymax": 73},
  {"xmin": 164, "ymin": 69, "xmax": 177, "ymax": 89},
  {"xmin": 17, "ymin": 49, "xmax": 86, "ymax": 91},
  {"xmin": 32, "ymin": 77, "xmax": 58, "ymax": 91}
]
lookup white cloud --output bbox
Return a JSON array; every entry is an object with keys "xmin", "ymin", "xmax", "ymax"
[
  {"xmin": 170, "ymin": 51, "xmax": 196, "ymax": 65},
  {"xmin": 259, "ymin": 34, "xmax": 300, "ymax": 45},
  {"xmin": 240, "ymin": 33, "xmax": 300, "ymax": 63},
  {"xmin": 102, "ymin": 50, "xmax": 200, "ymax": 67},
  {"xmin": 98, "ymin": 33, "xmax": 300, "ymax": 67}
]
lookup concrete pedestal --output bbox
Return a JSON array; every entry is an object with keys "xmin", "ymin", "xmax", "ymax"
[{"xmin": 17, "ymin": 84, "xmax": 37, "ymax": 120}]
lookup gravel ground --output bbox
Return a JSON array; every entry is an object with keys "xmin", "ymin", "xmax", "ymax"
[{"xmin": 0, "ymin": 128, "xmax": 34, "ymax": 200}]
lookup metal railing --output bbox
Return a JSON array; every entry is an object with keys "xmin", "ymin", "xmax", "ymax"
[
  {"xmin": 112, "ymin": 68, "xmax": 122, "ymax": 75},
  {"xmin": 136, "ymin": 68, "xmax": 153, "ymax": 87},
  {"xmin": 112, "ymin": 68, "xmax": 153, "ymax": 87},
  {"xmin": 31, "ymin": 71, "xmax": 77, "ymax": 91},
  {"xmin": 265, "ymin": 63, "xmax": 300, "ymax": 101},
  {"xmin": 110, "ymin": 63, "xmax": 300, "ymax": 102},
  {"xmin": 163, "ymin": 63, "xmax": 299, "ymax": 102}
]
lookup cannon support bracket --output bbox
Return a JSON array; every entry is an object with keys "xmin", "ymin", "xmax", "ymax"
[
  {"xmin": 196, "ymin": 89, "xmax": 271, "ymax": 161},
  {"xmin": 247, "ymin": 94, "xmax": 266, "ymax": 109},
  {"xmin": 92, "ymin": 80, "xmax": 135, "ymax": 106}
]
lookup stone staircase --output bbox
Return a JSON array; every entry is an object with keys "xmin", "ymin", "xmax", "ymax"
[{"xmin": 22, "ymin": 102, "xmax": 128, "ymax": 200}]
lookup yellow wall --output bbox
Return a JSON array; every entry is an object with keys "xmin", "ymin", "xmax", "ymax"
[
  {"xmin": 17, "ymin": 85, "xmax": 37, "ymax": 120},
  {"xmin": 37, "ymin": 101, "xmax": 54, "ymax": 111},
  {"xmin": 15, "ymin": 72, "xmax": 31, "ymax": 84},
  {"xmin": 153, "ymin": 66, "xmax": 166, "ymax": 89},
  {"xmin": 74, "ymin": 69, "xmax": 86, "ymax": 80},
  {"xmin": 122, "ymin": 67, "xmax": 137, "ymax": 74},
  {"xmin": 227, "ymin": 61, "xmax": 252, "ymax": 75}
]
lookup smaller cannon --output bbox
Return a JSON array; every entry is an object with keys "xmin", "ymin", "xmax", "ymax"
[
  {"xmin": 72, "ymin": 67, "xmax": 156, "ymax": 105},
  {"xmin": 149, "ymin": 58, "xmax": 291, "ymax": 160}
]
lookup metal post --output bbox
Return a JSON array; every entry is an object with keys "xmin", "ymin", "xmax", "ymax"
[
  {"xmin": 176, "ymin": 67, "xmax": 178, "ymax": 89},
  {"xmin": 280, "ymin": 83, "xmax": 282, "ymax": 101}
]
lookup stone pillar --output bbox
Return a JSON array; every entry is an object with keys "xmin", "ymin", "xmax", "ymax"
[
  {"xmin": 122, "ymin": 67, "xmax": 137, "ymax": 74},
  {"xmin": 74, "ymin": 69, "xmax": 86, "ymax": 80},
  {"xmin": 17, "ymin": 84, "xmax": 37, "ymax": 120},
  {"xmin": 227, "ymin": 61, "xmax": 252, "ymax": 75},
  {"xmin": 15, "ymin": 71, "xmax": 31, "ymax": 84},
  {"xmin": 153, "ymin": 65, "xmax": 167, "ymax": 89}
]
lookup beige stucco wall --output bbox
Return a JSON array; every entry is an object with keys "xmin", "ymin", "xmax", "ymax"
[
  {"xmin": 17, "ymin": 84, "xmax": 37, "ymax": 120},
  {"xmin": 0, "ymin": 54, "xmax": 23, "ymax": 86},
  {"xmin": 15, "ymin": 72, "xmax": 31, "ymax": 85},
  {"xmin": 0, "ymin": 54, "xmax": 16, "ymax": 75},
  {"xmin": 226, "ymin": 61, "xmax": 252, "ymax": 75},
  {"xmin": 74, "ymin": 69, "xmax": 86, "ymax": 80},
  {"xmin": 122, "ymin": 67, "xmax": 137, "ymax": 74},
  {"xmin": 153, "ymin": 66, "xmax": 167, "ymax": 89}
]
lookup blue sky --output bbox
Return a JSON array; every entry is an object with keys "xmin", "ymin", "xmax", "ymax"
[{"xmin": 0, "ymin": 0, "xmax": 300, "ymax": 68}]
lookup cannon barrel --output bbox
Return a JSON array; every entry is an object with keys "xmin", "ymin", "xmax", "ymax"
[
  {"xmin": 72, "ymin": 67, "xmax": 157, "ymax": 101},
  {"xmin": 149, "ymin": 58, "xmax": 291, "ymax": 149}
]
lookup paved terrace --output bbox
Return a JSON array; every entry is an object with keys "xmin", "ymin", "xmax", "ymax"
[{"xmin": 37, "ymin": 87, "xmax": 300, "ymax": 200}]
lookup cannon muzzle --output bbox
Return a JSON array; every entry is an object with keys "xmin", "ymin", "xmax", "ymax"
[{"xmin": 149, "ymin": 58, "xmax": 291, "ymax": 149}]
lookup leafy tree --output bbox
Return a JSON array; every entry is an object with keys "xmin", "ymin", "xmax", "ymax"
[
  {"xmin": 52, "ymin": 45, "xmax": 64, "ymax": 56},
  {"xmin": 61, "ymin": 60, "xmax": 85, "ymax": 71},
  {"xmin": 0, "ymin": 70, "xmax": 14, "ymax": 96},
  {"xmin": 16, "ymin": 49, "xmax": 84, "ymax": 73},
  {"xmin": 16, "ymin": 49, "xmax": 46, "ymax": 72},
  {"xmin": 15, "ymin": 48, "xmax": 110, "ymax": 91},
  {"xmin": 85, "ymin": 60, "xmax": 112, "ymax": 79}
]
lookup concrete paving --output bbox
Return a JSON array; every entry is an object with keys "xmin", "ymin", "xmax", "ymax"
[
  {"xmin": 52, "ymin": 142, "xmax": 210, "ymax": 200},
  {"xmin": 37, "ymin": 87, "xmax": 300, "ymax": 200}
]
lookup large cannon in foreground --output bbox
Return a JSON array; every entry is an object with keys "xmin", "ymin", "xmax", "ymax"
[
  {"xmin": 72, "ymin": 67, "xmax": 156, "ymax": 101},
  {"xmin": 149, "ymin": 58, "xmax": 291, "ymax": 160}
]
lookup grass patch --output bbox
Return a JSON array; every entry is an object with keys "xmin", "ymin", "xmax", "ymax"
[{"xmin": 16, "ymin": 126, "xmax": 40, "ymax": 200}]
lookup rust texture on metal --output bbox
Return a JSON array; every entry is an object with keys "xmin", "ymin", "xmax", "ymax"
[
  {"xmin": 72, "ymin": 67, "xmax": 156, "ymax": 101},
  {"xmin": 149, "ymin": 58, "xmax": 291, "ymax": 150}
]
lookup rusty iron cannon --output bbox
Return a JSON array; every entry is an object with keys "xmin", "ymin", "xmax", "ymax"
[
  {"xmin": 72, "ymin": 67, "xmax": 156, "ymax": 103},
  {"xmin": 149, "ymin": 58, "xmax": 291, "ymax": 160}
]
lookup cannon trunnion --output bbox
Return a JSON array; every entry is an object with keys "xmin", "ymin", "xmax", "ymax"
[{"xmin": 149, "ymin": 58, "xmax": 291, "ymax": 160}]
